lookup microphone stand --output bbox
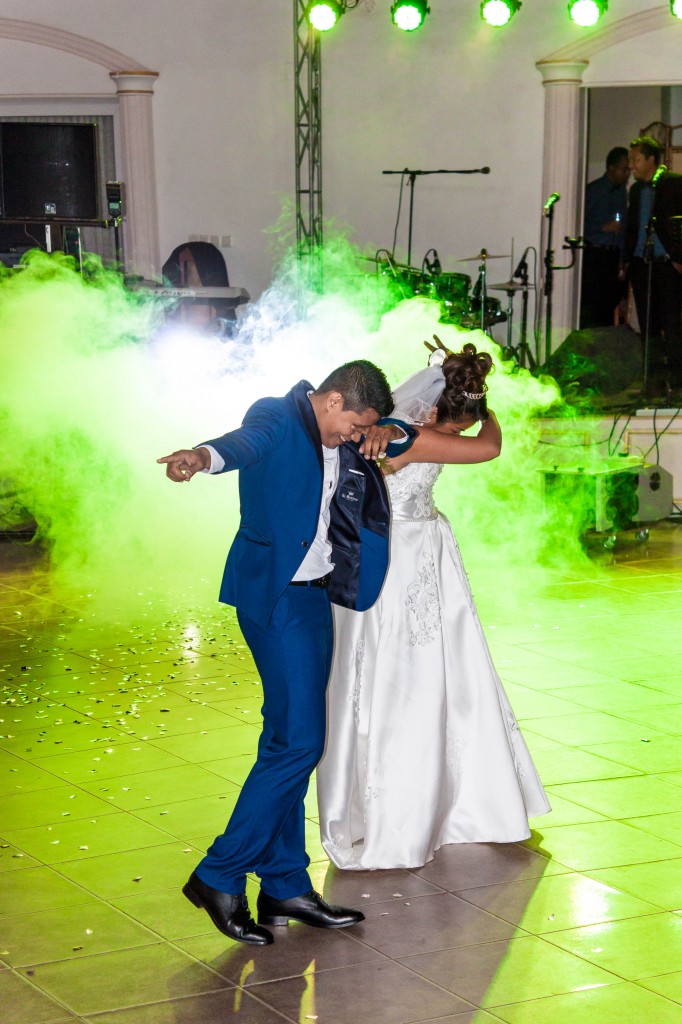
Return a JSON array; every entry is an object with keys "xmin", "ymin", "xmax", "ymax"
[
  {"xmin": 642, "ymin": 216, "xmax": 655, "ymax": 398},
  {"xmin": 543, "ymin": 204, "xmax": 579, "ymax": 368},
  {"xmin": 383, "ymin": 167, "xmax": 490, "ymax": 267},
  {"xmin": 517, "ymin": 259, "xmax": 534, "ymax": 370},
  {"xmin": 639, "ymin": 165, "xmax": 669, "ymax": 398},
  {"xmin": 499, "ymin": 256, "xmax": 535, "ymax": 370},
  {"xmin": 503, "ymin": 283, "xmax": 514, "ymax": 352},
  {"xmin": 544, "ymin": 201, "xmax": 556, "ymax": 361},
  {"xmin": 478, "ymin": 253, "xmax": 488, "ymax": 333}
]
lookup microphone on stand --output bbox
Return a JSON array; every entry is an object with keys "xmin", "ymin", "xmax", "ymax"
[
  {"xmin": 513, "ymin": 247, "xmax": 530, "ymax": 279},
  {"xmin": 543, "ymin": 192, "xmax": 561, "ymax": 216},
  {"xmin": 652, "ymin": 163, "xmax": 668, "ymax": 187}
]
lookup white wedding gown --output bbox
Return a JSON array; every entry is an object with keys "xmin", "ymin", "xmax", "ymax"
[{"xmin": 317, "ymin": 460, "xmax": 551, "ymax": 871}]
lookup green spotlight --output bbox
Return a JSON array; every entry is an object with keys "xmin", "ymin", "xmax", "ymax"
[
  {"xmin": 306, "ymin": 0, "xmax": 344, "ymax": 31},
  {"xmin": 672, "ymin": 0, "xmax": 682, "ymax": 19},
  {"xmin": 480, "ymin": 0, "xmax": 521, "ymax": 27},
  {"xmin": 391, "ymin": 0, "xmax": 430, "ymax": 31},
  {"xmin": 568, "ymin": 0, "xmax": 607, "ymax": 27}
]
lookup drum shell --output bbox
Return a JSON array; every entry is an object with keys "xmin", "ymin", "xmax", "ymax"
[
  {"xmin": 460, "ymin": 295, "xmax": 507, "ymax": 327},
  {"xmin": 433, "ymin": 272, "xmax": 470, "ymax": 302}
]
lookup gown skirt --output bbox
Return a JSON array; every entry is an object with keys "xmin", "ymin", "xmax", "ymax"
[{"xmin": 317, "ymin": 463, "xmax": 551, "ymax": 871}]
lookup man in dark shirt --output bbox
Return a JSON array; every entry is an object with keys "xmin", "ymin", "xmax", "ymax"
[
  {"xmin": 580, "ymin": 146, "xmax": 629, "ymax": 329},
  {"xmin": 624, "ymin": 135, "xmax": 682, "ymax": 395}
]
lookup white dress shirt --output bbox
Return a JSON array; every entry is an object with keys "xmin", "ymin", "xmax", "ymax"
[{"xmin": 292, "ymin": 444, "xmax": 339, "ymax": 581}]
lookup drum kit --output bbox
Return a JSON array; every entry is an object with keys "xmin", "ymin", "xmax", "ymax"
[{"xmin": 363, "ymin": 247, "xmax": 535, "ymax": 369}]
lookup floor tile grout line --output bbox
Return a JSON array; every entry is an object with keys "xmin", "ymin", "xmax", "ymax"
[
  {"xmin": 453, "ymin": 855, "xmax": 669, "ymax": 902},
  {"xmin": 191, "ymin": 949, "xmax": 394, "ymax": 991},
  {"xmin": 632, "ymin": 976, "xmax": 682, "ymax": 1008},
  {"xmin": 397, "ymin": 935, "xmax": 629, "ymax": 1010},
  {"xmin": 578, "ymin": 870, "xmax": 682, "ymax": 912},
  {"xmin": 450, "ymin": 883, "xmax": 667, "ymax": 926},
  {"xmin": 466, "ymin": 979, "xmax": 678, "ymax": 1016},
  {"xmin": 4, "ymin": 960, "xmax": 85, "ymax": 1019},
  {"xmin": 54, "ymin": 981, "xmax": 240, "ymax": 1022},
  {"xmin": 530, "ymin": 916, "xmax": 682, "ymax": 985}
]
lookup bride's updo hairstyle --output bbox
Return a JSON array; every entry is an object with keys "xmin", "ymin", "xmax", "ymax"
[{"xmin": 435, "ymin": 342, "xmax": 493, "ymax": 423}]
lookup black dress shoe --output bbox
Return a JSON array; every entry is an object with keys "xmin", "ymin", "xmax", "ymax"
[
  {"xmin": 183, "ymin": 871, "xmax": 273, "ymax": 945},
  {"xmin": 257, "ymin": 889, "xmax": 365, "ymax": 929}
]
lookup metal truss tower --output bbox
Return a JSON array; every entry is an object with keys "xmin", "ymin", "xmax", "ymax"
[{"xmin": 294, "ymin": 0, "xmax": 323, "ymax": 294}]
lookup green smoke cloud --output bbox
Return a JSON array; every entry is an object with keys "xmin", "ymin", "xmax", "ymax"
[{"xmin": 0, "ymin": 243, "xmax": 605, "ymax": 628}]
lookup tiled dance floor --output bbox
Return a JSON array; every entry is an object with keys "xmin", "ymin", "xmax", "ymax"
[{"xmin": 1, "ymin": 527, "xmax": 682, "ymax": 1024}]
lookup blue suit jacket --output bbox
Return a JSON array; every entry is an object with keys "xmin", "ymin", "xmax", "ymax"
[{"xmin": 202, "ymin": 381, "xmax": 402, "ymax": 628}]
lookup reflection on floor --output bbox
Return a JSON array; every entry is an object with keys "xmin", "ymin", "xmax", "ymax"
[{"xmin": 2, "ymin": 527, "xmax": 682, "ymax": 1024}]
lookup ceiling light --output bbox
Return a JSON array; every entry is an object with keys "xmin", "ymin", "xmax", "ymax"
[
  {"xmin": 480, "ymin": 0, "xmax": 522, "ymax": 27},
  {"xmin": 391, "ymin": 1, "xmax": 430, "ymax": 32},
  {"xmin": 305, "ymin": 1, "xmax": 344, "ymax": 31},
  {"xmin": 568, "ymin": 0, "xmax": 607, "ymax": 27}
]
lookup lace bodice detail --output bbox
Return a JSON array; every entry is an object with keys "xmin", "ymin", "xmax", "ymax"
[{"xmin": 386, "ymin": 461, "xmax": 443, "ymax": 520}]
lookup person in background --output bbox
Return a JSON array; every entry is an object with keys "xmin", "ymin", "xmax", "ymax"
[
  {"xmin": 162, "ymin": 240, "xmax": 243, "ymax": 330},
  {"xmin": 580, "ymin": 146, "xmax": 629, "ymax": 329},
  {"xmin": 624, "ymin": 135, "xmax": 682, "ymax": 397}
]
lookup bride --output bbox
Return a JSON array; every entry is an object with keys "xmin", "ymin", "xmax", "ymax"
[{"xmin": 317, "ymin": 338, "xmax": 550, "ymax": 871}]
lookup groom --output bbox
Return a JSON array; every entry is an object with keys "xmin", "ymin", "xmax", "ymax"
[{"xmin": 158, "ymin": 360, "xmax": 414, "ymax": 945}]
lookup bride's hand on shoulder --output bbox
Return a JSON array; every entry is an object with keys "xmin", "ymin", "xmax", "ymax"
[{"xmin": 358, "ymin": 423, "xmax": 406, "ymax": 461}]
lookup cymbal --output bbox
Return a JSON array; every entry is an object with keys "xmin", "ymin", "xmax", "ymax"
[
  {"xmin": 488, "ymin": 280, "xmax": 535, "ymax": 292},
  {"xmin": 456, "ymin": 250, "xmax": 509, "ymax": 262}
]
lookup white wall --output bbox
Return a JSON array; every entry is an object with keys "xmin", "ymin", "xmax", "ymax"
[
  {"xmin": 322, "ymin": 3, "xmax": 546, "ymax": 275},
  {"xmin": 0, "ymin": 1, "xmax": 681, "ymax": 301}
]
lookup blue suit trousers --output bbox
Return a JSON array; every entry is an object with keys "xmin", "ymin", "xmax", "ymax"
[{"xmin": 195, "ymin": 585, "xmax": 334, "ymax": 899}]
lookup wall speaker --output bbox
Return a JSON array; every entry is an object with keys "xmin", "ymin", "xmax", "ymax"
[
  {"xmin": 547, "ymin": 325, "xmax": 642, "ymax": 393},
  {"xmin": 541, "ymin": 461, "xmax": 673, "ymax": 534},
  {"xmin": 0, "ymin": 122, "xmax": 99, "ymax": 221}
]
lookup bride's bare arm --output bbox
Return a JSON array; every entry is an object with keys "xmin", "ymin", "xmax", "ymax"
[{"xmin": 384, "ymin": 411, "xmax": 501, "ymax": 472}]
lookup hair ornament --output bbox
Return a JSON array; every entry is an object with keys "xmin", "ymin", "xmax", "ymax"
[{"xmin": 462, "ymin": 385, "xmax": 488, "ymax": 400}]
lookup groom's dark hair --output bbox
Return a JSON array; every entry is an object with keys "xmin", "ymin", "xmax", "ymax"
[{"xmin": 316, "ymin": 360, "xmax": 393, "ymax": 417}]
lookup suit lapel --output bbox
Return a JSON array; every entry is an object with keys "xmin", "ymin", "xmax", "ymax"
[{"xmin": 290, "ymin": 380, "xmax": 324, "ymax": 471}]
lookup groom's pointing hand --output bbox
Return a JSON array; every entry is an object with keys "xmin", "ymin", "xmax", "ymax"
[{"xmin": 157, "ymin": 447, "xmax": 211, "ymax": 482}]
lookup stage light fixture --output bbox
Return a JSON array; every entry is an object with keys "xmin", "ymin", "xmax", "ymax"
[
  {"xmin": 567, "ymin": 0, "xmax": 607, "ymax": 27},
  {"xmin": 305, "ymin": 0, "xmax": 344, "ymax": 31},
  {"xmin": 480, "ymin": 0, "xmax": 521, "ymax": 27},
  {"xmin": 391, "ymin": 1, "xmax": 430, "ymax": 32},
  {"xmin": 672, "ymin": 0, "xmax": 682, "ymax": 19}
]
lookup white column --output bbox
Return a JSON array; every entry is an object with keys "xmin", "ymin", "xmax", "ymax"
[
  {"xmin": 110, "ymin": 71, "xmax": 160, "ymax": 281},
  {"xmin": 536, "ymin": 60, "xmax": 588, "ymax": 358}
]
